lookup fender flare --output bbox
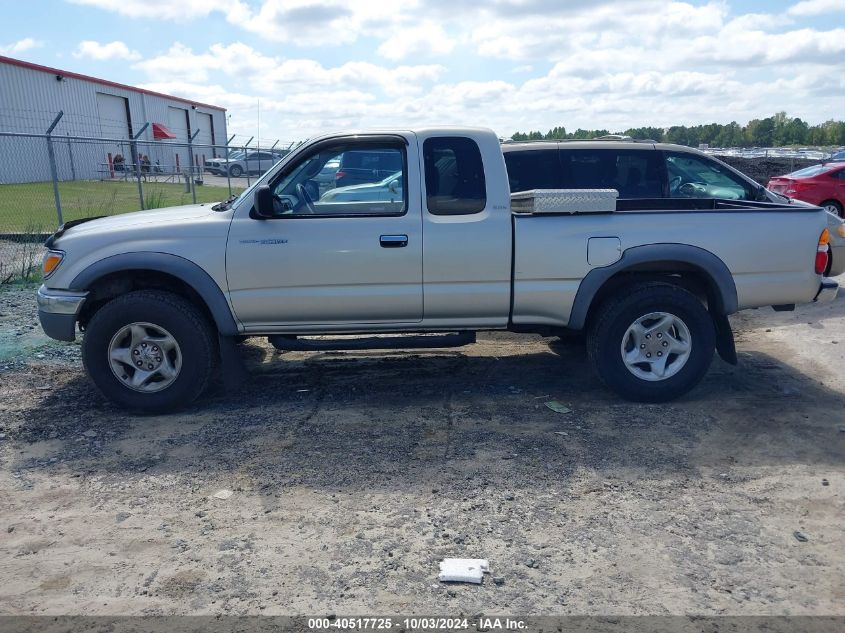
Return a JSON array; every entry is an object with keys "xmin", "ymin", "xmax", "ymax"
[
  {"xmin": 70, "ymin": 252, "xmax": 239, "ymax": 336},
  {"xmin": 568, "ymin": 243, "xmax": 738, "ymax": 330}
]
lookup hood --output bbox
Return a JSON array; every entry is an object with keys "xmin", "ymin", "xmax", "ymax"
[{"xmin": 58, "ymin": 204, "xmax": 216, "ymax": 239}]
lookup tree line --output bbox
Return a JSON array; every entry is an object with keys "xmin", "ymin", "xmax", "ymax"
[{"xmin": 510, "ymin": 112, "xmax": 845, "ymax": 148}]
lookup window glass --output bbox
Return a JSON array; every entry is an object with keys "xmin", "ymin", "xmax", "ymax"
[
  {"xmin": 830, "ymin": 169, "xmax": 845, "ymax": 180},
  {"xmin": 558, "ymin": 149, "xmax": 664, "ymax": 197},
  {"xmin": 424, "ymin": 137, "xmax": 487, "ymax": 215},
  {"xmin": 503, "ymin": 150, "xmax": 563, "ymax": 192},
  {"xmin": 788, "ymin": 164, "xmax": 830, "ymax": 178},
  {"xmin": 665, "ymin": 152, "xmax": 753, "ymax": 200},
  {"xmin": 268, "ymin": 143, "xmax": 406, "ymax": 216}
]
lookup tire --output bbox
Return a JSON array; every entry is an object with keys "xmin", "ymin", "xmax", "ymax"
[
  {"xmin": 820, "ymin": 200, "xmax": 843, "ymax": 218},
  {"xmin": 586, "ymin": 282, "xmax": 716, "ymax": 403},
  {"xmin": 82, "ymin": 290, "xmax": 216, "ymax": 412},
  {"xmin": 229, "ymin": 164, "xmax": 243, "ymax": 178}
]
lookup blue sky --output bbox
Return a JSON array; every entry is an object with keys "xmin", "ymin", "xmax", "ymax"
[{"xmin": 2, "ymin": 0, "xmax": 844, "ymax": 142}]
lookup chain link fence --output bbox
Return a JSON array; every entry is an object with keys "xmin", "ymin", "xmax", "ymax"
[{"xmin": 0, "ymin": 114, "xmax": 300, "ymax": 283}]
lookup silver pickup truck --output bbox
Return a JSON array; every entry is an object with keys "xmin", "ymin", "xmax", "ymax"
[{"xmin": 37, "ymin": 127, "xmax": 838, "ymax": 411}]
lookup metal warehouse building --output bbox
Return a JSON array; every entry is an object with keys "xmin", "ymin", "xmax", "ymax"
[{"xmin": 0, "ymin": 55, "xmax": 227, "ymax": 183}]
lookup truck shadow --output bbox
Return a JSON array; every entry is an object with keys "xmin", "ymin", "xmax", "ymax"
[{"xmin": 10, "ymin": 336, "xmax": 845, "ymax": 492}]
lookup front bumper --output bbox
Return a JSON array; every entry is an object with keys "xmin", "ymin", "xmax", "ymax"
[
  {"xmin": 814, "ymin": 278, "xmax": 839, "ymax": 304},
  {"xmin": 37, "ymin": 285, "xmax": 88, "ymax": 342}
]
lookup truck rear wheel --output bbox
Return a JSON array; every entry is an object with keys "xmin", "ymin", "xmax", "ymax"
[
  {"xmin": 586, "ymin": 282, "xmax": 715, "ymax": 402},
  {"xmin": 82, "ymin": 290, "xmax": 216, "ymax": 412}
]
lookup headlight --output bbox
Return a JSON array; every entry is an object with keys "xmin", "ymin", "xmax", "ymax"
[{"xmin": 42, "ymin": 249, "xmax": 64, "ymax": 279}]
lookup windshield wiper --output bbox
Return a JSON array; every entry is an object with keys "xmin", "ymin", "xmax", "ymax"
[{"xmin": 212, "ymin": 195, "xmax": 238, "ymax": 212}]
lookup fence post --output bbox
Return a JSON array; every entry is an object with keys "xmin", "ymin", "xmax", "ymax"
[
  {"xmin": 66, "ymin": 133, "xmax": 76, "ymax": 181},
  {"xmin": 188, "ymin": 129, "xmax": 200, "ymax": 204},
  {"xmin": 130, "ymin": 123, "xmax": 150, "ymax": 210},
  {"xmin": 225, "ymin": 134, "xmax": 235, "ymax": 196},
  {"xmin": 45, "ymin": 111, "xmax": 64, "ymax": 227},
  {"xmin": 243, "ymin": 137, "xmax": 254, "ymax": 187}
]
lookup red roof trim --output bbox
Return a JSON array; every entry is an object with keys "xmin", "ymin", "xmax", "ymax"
[{"xmin": 0, "ymin": 54, "xmax": 226, "ymax": 112}]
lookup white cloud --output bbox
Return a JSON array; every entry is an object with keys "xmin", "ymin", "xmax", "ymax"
[
  {"xmin": 788, "ymin": 0, "xmax": 845, "ymax": 16},
  {"xmin": 68, "ymin": 0, "xmax": 236, "ymax": 20},
  {"xmin": 377, "ymin": 21, "xmax": 456, "ymax": 60},
  {"xmin": 74, "ymin": 40, "xmax": 141, "ymax": 61},
  {"xmin": 0, "ymin": 37, "xmax": 41, "ymax": 55}
]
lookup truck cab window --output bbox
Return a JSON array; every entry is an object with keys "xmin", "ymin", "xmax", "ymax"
[
  {"xmin": 665, "ymin": 153, "xmax": 753, "ymax": 200},
  {"xmin": 424, "ymin": 137, "xmax": 487, "ymax": 215},
  {"xmin": 268, "ymin": 143, "xmax": 407, "ymax": 216}
]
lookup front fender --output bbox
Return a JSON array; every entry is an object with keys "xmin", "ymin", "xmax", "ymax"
[{"xmin": 70, "ymin": 252, "xmax": 240, "ymax": 336}]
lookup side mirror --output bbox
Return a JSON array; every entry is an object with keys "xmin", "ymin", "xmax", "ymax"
[{"xmin": 254, "ymin": 185, "xmax": 275, "ymax": 218}]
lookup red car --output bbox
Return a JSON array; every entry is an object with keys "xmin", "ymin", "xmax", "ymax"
[{"xmin": 768, "ymin": 162, "xmax": 845, "ymax": 217}]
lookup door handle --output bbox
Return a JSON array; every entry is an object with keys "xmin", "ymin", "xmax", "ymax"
[{"xmin": 380, "ymin": 234, "xmax": 408, "ymax": 248}]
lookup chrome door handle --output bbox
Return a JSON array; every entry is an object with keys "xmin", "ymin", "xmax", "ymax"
[{"xmin": 380, "ymin": 234, "xmax": 408, "ymax": 248}]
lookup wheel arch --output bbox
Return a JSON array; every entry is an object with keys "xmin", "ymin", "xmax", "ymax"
[
  {"xmin": 568, "ymin": 244, "xmax": 738, "ymax": 331},
  {"xmin": 71, "ymin": 253, "xmax": 239, "ymax": 336}
]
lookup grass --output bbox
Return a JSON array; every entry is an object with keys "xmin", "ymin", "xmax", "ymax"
[{"xmin": 0, "ymin": 180, "xmax": 244, "ymax": 232}]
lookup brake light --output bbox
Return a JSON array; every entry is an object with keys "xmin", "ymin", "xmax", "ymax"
[
  {"xmin": 815, "ymin": 229, "xmax": 830, "ymax": 274},
  {"xmin": 334, "ymin": 170, "xmax": 346, "ymax": 180},
  {"xmin": 786, "ymin": 181, "xmax": 813, "ymax": 194}
]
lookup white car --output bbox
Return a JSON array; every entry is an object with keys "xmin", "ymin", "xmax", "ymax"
[{"xmin": 320, "ymin": 171, "xmax": 403, "ymax": 203}]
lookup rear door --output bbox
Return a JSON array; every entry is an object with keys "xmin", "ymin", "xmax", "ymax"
[{"xmin": 226, "ymin": 134, "xmax": 423, "ymax": 328}]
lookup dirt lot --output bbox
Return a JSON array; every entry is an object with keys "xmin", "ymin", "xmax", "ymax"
[{"xmin": 0, "ymin": 283, "xmax": 843, "ymax": 617}]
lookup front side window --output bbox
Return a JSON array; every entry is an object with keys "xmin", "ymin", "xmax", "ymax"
[
  {"xmin": 665, "ymin": 152, "xmax": 754, "ymax": 200},
  {"xmin": 424, "ymin": 137, "xmax": 487, "ymax": 215},
  {"xmin": 266, "ymin": 142, "xmax": 407, "ymax": 216}
]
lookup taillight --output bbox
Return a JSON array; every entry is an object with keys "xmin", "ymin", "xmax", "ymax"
[
  {"xmin": 786, "ymin": 181, "xmax": 812, "ymax": 194},
  {"xmin": 334, "ymin": 170, "xmax": 346, "ymax": 180},
  {"xmin": 815, "ymin": 229, "xmax": 830, "ymax": 274}
]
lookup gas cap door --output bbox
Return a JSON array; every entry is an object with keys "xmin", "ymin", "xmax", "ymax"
[{"xmin": 588, "ymin": 237, "xmax": 622, "ymax": 267}]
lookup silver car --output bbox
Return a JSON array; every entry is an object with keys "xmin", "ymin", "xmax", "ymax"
[
  {"xmin": 320, "ymin": 171, "xmax": 403, "ymax": 202},
  {"xmin": 205, "ymin": 150, "xmax": 287, "ymax": 178}
]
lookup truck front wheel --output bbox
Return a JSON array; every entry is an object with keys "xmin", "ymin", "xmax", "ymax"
[
  {"xmin": 82, "ymin": 290, "xmax": 216, "ymax": 412},
  {"xmin": 586, "ymin": 282, "xmax": 716, "ymax": 402}
]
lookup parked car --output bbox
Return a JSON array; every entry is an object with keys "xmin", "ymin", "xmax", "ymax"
[
  {"xmin": 320, "ymin": 171, "xmax": 403, "ymax": 203},
  {"xmin": 502, "ymin": 140, "xmax": 845, "ymax": 276},
  {"xmin": 768, "ymin": 163, "xmax": 845, "ymax": 217},
  {"xmin": 37, "ymin": 127, "xmax": 836, "ymax": 411},
  {"xmin": 829, "ymin": 150, "xmax": 845, "ymax": 161},
  {"xmin": 205, "ymin": 150, "xmax": 288, "ymax": 177},
  {"xmin": 335, "ymin": 150, "xmax": 403, "ymax": 187}
]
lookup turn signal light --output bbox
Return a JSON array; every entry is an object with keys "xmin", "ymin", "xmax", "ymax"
[
  {"xmin": 42, "ymin": 250, "xmax": 64, "ymax": 279},
  {"xmin": 819, "ymin": 228, "xmax": 830, "ymax": 246}
]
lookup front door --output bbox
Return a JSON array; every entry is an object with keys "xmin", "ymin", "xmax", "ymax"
[{"xmin": 225, "ymin": 135, "xmax": 422, "ymax": 329}]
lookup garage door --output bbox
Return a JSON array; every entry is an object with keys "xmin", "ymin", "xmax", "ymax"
[
  {"xmin": 167, "ymin": 106, "xmax": 190, "ymax": 173},
  {"xmin": 97, "ymin": 93, "xmax": 131, "ymax": 140},
  {"xmin": 96, "ymin": 93, "xmax": 131, "ymax": 179},
  {"xmin": 195, "ymin": 112, "xmax": 215, "ymax": 161}
]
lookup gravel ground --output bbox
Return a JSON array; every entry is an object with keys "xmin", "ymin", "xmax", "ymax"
[{"xmin": 0, "ymin": 282, "xmax": 843, "ymax": 617}]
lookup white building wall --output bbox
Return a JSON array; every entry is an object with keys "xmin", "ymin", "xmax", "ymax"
[{"xmin": 0, "ymin": 58, "xmax": 227, "ymax": 184}]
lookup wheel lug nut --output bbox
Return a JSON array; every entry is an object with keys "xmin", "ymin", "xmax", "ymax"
[
  {"xmin": 640, "ymin": 344, "xmax": 646, "ymax": 349},
  {"xmin": 141, "ymin": 343, "xmax": 147, "ymax": 348},
  {"xmin": 657, "ymin": 352, "xmax": 663, "ymax": 357},
  {"xmin": 133, "ymin": 350, "xmax": 139, "ymax": 355},
  {"xmin": 646, "ymin": 353, "xmax": 652, "ymax": 358},
  {"xmin": 662, "ymin": 341, "xmax": 668, "ymax": 347},
  {"xmin": 148, "ymin": 364, "xmax": 154, "ymax": 370},
  {"xmin": 645, "ymin": 334, "xmax": 651, "ymax": 339},
  {"xmin": 657, "ymin": 333, "xmax": 662, "ymax": 338},
  {"xmin": 155, "ymin": 357, "xmax": 161, "ymax": 362},
  {"xmin": 135, "ymin": 361, "xmax": 142, "ymax": 367}
]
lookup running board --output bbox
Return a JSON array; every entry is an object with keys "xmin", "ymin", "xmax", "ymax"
[{"xmin": 268, "ymin": 332, "xmax": 476, "ymax": 352}]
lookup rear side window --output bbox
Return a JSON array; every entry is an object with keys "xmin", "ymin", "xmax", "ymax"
[
  {"xmin": 424, "ymin": 137, "xmax": 487, "ymax": 215},
  {"xmin": 504, "ymin": 150, "xmax": 563, "ymax": 192},
  {"xmin": 558, "ymin": 149, "xmax": 664, "ymax": 197}
]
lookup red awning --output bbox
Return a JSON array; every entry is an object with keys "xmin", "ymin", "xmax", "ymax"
[{"xmin": 152, "ymin": 123, "xmax": 176, "ymax": 139}]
